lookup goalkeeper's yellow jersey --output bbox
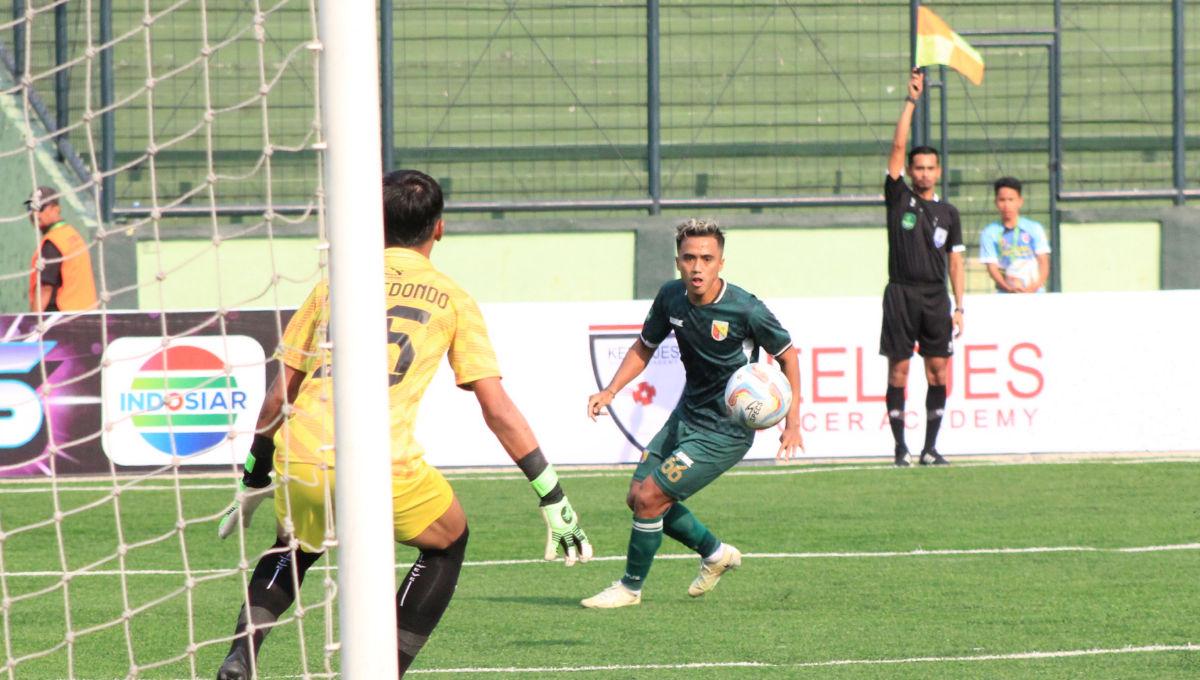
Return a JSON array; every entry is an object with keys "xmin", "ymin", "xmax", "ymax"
[{"xmin": 274, "ymin": 247, "xmax": 500, "ymax": 477}]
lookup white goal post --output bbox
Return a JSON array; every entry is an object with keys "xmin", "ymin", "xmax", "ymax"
[
  {"xmin": 316, "ymin": 1, "xmax": 399, "ymax": 678},
  {"xmin": 0, "ymin": 1, "xmax": 397, "ymax": 677}
]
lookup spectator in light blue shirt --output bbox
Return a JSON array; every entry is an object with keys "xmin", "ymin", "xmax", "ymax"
[{"xmin": 979, "ymin": 177, "xmax": 1051, "ymax": 293}]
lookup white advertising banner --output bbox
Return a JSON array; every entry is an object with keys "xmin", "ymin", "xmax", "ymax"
[
  {"xmin": 101, "ymin": 336, "xmax": 266, "ymax": 466},
  {"xmin": 417, "ymin": 290, "xmax": 1200, "ymax": 467}
]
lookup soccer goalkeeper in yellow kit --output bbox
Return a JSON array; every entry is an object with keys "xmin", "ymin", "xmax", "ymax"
[{"xmin": 215, "ymin": 170, "xmax": 593, "ymax": 679}]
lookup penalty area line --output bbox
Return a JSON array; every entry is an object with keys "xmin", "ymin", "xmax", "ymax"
[
  {"xmin": 407, "ymin": 643, "xmax": 1200, "ymax": 674},
  {"xmin": 458, "ymin": 542, "xmax": 1200, "ymax": 567},
  {"xmin": 4, "ymin": 543, "xmax": 1196, "ymax": 578},
  {"xmin": 2, "ymin": 455, "xmax": 1195, "ymax": 494}
]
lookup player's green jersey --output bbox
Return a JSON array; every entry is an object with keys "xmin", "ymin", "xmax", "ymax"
[{"xmin": 640, "ymin": 279, "xmax": 793, "ymax": 440}]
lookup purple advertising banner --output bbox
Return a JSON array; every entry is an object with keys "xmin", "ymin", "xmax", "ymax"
[{"xmin": 0, "ymin": 309, "xmax": 291, "ymax": 476}]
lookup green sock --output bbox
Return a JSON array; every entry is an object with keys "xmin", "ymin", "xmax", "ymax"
[
  {"xmin": 620, "ymin": 513, "xmax": 664, "ymax": 591},
  {"xmin": 663, "ymin": 503, "xmax": 720, "ymax": 558}
]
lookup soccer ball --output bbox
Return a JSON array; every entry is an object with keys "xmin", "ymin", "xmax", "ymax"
[{"xmin": 723, "ymin": 362, "xmax": 792, "ymax": 430}]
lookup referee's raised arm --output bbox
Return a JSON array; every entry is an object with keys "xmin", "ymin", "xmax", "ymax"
[{"xmin": 889, "ymin": 68, "xmax": 924, "ymax": 179}]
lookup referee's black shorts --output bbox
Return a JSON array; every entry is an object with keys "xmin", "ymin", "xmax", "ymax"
[{"xmin": 879, "ymin": 282, "xmax": 953, "ymax": 360}]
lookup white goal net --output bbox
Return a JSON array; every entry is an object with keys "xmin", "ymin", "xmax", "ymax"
[{"xmin": 0, "ymin": 1, "xmax": 391, "ymax": 677}]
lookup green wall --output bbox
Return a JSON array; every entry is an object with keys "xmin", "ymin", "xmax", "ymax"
[
  {"xmin": 136, "ymin": 238, "xmax": 324, "ymax": 311},
  {"xmin": 135, "ymin": 231, "xmax": 636, "ymax": 310},
  {"xmin": 721, "ymin": 228, "xmax": 887, "ymax": 298},
  {"xmin": 1059, "ymin": 221, "xmax": 1161, "ymax": 292},
  {"xmin": 132, "ymin": 228, "xmax": 878, "ymax": 309},
  {"xmin": 112, "ymin": 216, "xmax": 1195, "ymax": 310},
  {"xmin": 436, "ymin": 232, "xmax": 635, "ymax": 302}
]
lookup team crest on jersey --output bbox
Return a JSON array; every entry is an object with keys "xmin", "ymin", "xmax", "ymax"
[
  {"xmin": 711, "ymin": 320, "xmax": 729, "ymax": 341},
  {"xmin": 588, "ymin": 324, "xmax": 684, "ymax": 457},
  {"xmin": 901, "ymin": 212, "xmax": 917, "ymax": 230},
  {"xmin": 933, "ymin": 226, "xmax": 948, "ymax": 248}
]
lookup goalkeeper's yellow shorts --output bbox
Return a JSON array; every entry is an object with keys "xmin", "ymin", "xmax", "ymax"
[{"xmin": 273, "ymin": 459, "xmax": 455, "ymax": 552}]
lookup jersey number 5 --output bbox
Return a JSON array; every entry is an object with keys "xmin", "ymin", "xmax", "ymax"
[{"xmin": 387, "ymin": 305, "xmax": 432, "ymax": 386}]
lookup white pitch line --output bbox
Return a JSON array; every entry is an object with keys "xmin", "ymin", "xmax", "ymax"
[
  {"xmin": 405, "ymin": 643, "xmax": 1200, "ymax": 675},
  {"xmin": 1, "ymin": 456, "xmax": 1196, "ymax": 494},
  {"xmin": 410, "ymin": 661, "xmax": 771, "ymax": 675},
  {"xmin": 0, "ymin": 483, "xmax": 241, "ymax": 494},
  {"xmin": 456, "ymin": 543, "xmax": 1200, "ymax": 567},
  {"xmin": 3, "ymin": 543, "xmax": 1196, "ymax": 579},
  {"xmin": 1116, "ymin": 543, "xmax": 1200, "ymax": 553},
  {"xmin": 0, "ymin": 467, "xmax": 854, "ymax": 493}
]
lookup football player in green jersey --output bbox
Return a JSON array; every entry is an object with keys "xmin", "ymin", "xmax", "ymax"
[{"xmin": 581, "ymin": 219, "xmax": 803, "ymax": 609}]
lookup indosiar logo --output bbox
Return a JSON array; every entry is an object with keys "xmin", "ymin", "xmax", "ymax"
[
  {"xmin": 102, "ymin": 336, "xmax": 266, "ymax": 466},
  {"xmin": 121, "ymin": 344, "xmax": 248, "ymax": 455}
]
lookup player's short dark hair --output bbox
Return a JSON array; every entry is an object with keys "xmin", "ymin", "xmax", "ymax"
[
  {"xmin": 907, "ymin": 145, "xmax": 940, "ymax": 166},
  {"xmin": 993, "ymin": 176, "xmax": 1023, "ymax": 196},
  {"xmin": 675, "ymin": 219, "xmax": 725, "ymax": 252},
  {"xmin": 382, "ymin": 170, "xmax": 444, "ymax": 247}
]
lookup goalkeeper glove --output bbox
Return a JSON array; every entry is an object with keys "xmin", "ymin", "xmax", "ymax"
[
  {"xmin": 518, "ymin": 447, "xmax": 593, "ymax": 567},
  {"xmin": 217, "ymin": 434, "xmax": 275, "ymax": 540},
  {"xmin": 217, "ymin": 481, "xmax": 273, "ymax": 540},
  {"xmin": 540, "ymin": 496, "xmax": 593, "ymax": 567}
]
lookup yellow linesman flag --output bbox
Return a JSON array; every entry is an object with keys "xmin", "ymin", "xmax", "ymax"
[{"xmin": 916, "ymin": 5, "xmax": 985, "ymax": 85}]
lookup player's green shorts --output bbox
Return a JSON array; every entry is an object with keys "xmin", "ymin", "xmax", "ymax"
[{"xmin": 633, "ymin": 412, "xmax": 752, "ymax": 501}]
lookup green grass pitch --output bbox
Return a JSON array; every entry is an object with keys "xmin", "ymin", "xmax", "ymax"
[{"xmin": 0, "ymin": 458, "xmax": 1197, "ymax": 678}]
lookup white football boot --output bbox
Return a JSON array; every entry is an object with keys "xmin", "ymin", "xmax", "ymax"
[
  {"xmin": 688, "ymin": 544, "xmax": 742, "ymax": 597},
  {"xmin": 581, "ymin": 581, "xmax": 642, "ymax": 609}
]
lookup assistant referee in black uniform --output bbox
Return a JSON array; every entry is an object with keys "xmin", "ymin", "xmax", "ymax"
[{"xmin": 881, "ymin": 68, "xmax": 966, "ymax": 467}]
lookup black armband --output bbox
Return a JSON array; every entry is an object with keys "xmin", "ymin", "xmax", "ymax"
[
  {"xmin": 242, "ymin": 433, "xmax": 275, "ymax": 489},
  {"xmin": 516, "ymin": 447, "xmax": 564, "ymax": 507}
]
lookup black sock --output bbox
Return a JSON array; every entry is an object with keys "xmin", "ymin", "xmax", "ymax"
[
  {"xmin": 886, "ymin": 385, "xmax": 907, "ymax": 451},
  {"xmin": 397, "ymin": 526, "xmax": 469, "ymax": 675},
  {"xmin": 924, "ymin": 385, "xmax": 947, "ymax": 452},
  {"xmin": 225, "ymin": 539, "xmax": 322, "ymax": 665}
]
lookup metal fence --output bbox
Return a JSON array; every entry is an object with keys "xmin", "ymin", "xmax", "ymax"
[
  {"xmin": 5, "ymin": 1, "xmax": 1197, "ymax": 251},
  {"xmin": 386, "ymin": 1, "xmax": 1197, "ymax": 207}
]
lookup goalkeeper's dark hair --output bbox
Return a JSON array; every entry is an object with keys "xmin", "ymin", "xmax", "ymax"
[
  {"xmin": 383, "ymin": 169, "xmax": 444, "ymax": 247},
  {"xmin": 993, "ymin": 176, "xmax": 1023, "ymax": 196},
  {"xmin": 675, "ymin": 219, "xmax": 725, "ymax": 252},
  {"xmin": 907, "ymin": 145, "xmax": 940, "ymax": 166}
]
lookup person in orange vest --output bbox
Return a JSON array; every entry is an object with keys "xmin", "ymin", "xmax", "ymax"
[{"xmin": 26, "ymin": 186, "xmax": 97, "ymax": 312}]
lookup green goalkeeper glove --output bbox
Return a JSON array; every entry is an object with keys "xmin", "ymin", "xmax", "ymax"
[
  {"xmin": 540, "ymin": 496, "xmax": 593, "ymax": 567},
  {"xmin": 217, "ymin": 480, "xmax": 273, "ymax": 540},
  {"xmin": 518, "ymin": 447, "xmax": 593, "ymax": 566},
  {"xmin": 217, "ymin": 434, "xmax": 275, "ymax": 540}
]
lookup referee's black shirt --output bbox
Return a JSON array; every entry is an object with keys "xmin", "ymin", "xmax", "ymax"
[{"xmin": 884, "ymin": 174, "xmax": 964, "ymax": 287}]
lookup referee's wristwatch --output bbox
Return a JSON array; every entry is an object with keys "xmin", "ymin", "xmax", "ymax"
[{"xmin": 954, "ymin": 308, "xmax": 964, "ymax": 314}]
